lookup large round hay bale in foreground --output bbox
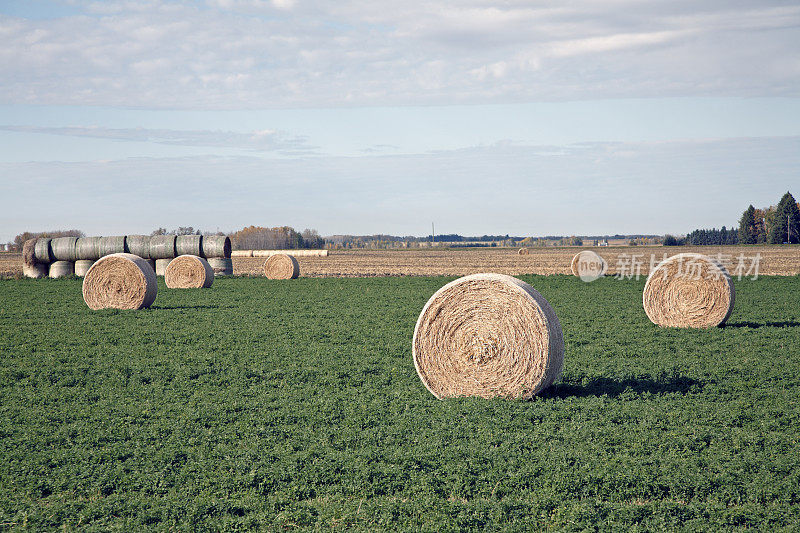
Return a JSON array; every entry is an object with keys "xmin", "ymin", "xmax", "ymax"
[
  {"xmin": 207, "ymin": 257, "xmax": 233, "ymax": 276},
  {"xmin": 570, "ymin": 250, "xmax": 607, "ymax": 281},
  {"xmin": 125, "ymin": 235, "xmax": 150, "ymax": 258},
  {"xmin": 99, "ymin": 236, "xmax": 126, "ymax": 257},
  {"xmin": 263, "ymin": 253, "xmax": 299, "ymax": 279},
  {"xmin": 22, "ymin": 239, "xmax": 37, "ymax": 267},
  {"xmin": 643, "ymin": 253, "xmax": 734, "ymax": 328},
  {"xmin": 82, "ymin": 253, "xmax": 157, "ymax": 310},
  {"xmin": 74, "ymin": 259, "xmax": 94, "ymax": 277},
  {"xmin": 50, "ymin": 237, "xmax": 78, "ymax": 261},
  {"xmin": 49, "ymin": 261, "xmax": 74, "ymax": 278},
  {"xmin": 34, "ymin": 238, "xmax": 54, "ymax": 264},
  {"xmin": 413, "ymin": 273, "xmax": 564, "ymax": 399},
  {"xmin": 149, "ymin": 235, "xmax": 176, "ymax": 259},
  {"xmin": 23, "ymin": 263, "xmax": 48, "ymax": 278},
  {"xmin": 175, "ymin": 235, "xmax": 202, "ymax": 256},
  {"xmin": 76, "ymin": 237, "xmax": 102, "ymax": 260},
  {"xmin": 201, "ymin": 235, "xmax": 231, "ymax": 258},
  {"xmin": 165, "ymin": 255, "xmax": 214, "ymax": 288},
  {"xmin": 154, "ymin": 258, "xmax": 171, "ymax": 276}
]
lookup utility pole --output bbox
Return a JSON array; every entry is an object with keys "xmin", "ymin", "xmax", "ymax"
[{"xmin": 789, "ymin": 215, "xmax": 792, "ymax": 244}]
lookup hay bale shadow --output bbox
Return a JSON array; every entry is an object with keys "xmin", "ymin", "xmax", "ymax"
[{"xmin": 543, "ymin": 375, "xmax": 703, "ymax": 399}]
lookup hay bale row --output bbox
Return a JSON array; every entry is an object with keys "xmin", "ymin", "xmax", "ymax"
[
  {"xmin": 250, "ymin": 249, "xmax": 328, "ymax": 257},
  {"xmin": 23, "ymin": 235, "xmax": 232, "ymax": 277}
]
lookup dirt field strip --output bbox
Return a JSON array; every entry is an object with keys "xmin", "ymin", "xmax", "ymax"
[{"xmin": 3, "ymin": 246, "xmax": 799, "ymax": 279}]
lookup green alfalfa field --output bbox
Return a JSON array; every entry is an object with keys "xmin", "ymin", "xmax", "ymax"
[{"xmin": 0, "ymin": 274, "xmax": 799, "ymax": 530}]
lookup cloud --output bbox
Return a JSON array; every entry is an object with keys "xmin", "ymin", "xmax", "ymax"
[
  {"xmin": 0, "ymin": 125, "xmax": 317, "ymax": 154},
  {"xmin": 0, "ymin": 1, "xmax": 798, "ymax": 108}
]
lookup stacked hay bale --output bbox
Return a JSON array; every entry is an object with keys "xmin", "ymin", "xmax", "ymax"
[
  {"xmin": 82, "ymin": 253, "xmax": 157, "ymax": 310},
  {"xmin": 643, "ymin": 253, "xmax": 735, "ymax": 328},
  {"xmin": 22, "ymin": 234, "xmax": 232, "ymax": 278},
  {"xmin": 413, "ymin": 273, "xmax": 564, "ymax": 399}
]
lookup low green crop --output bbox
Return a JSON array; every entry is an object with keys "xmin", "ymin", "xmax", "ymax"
[{"xmin": 0, "ymin": 275, "xmax": 798, "ymax": 530}]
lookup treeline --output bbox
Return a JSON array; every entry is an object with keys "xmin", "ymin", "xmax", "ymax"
[
  {"xmin": 9, "ymin": 229, "xmax": 85, "ymax": 250},
  {"xmin": 230, "ymin": 226, "xmax": 324, "ymax": 250},
  {"xmin": 680, "ymin": 191, "xmax": 800, "ymax": 246}
]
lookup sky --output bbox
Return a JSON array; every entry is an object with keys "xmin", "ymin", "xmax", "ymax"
[{"xmin": 1, "ymin": 0, "xmax": 799, "ymax": 242}]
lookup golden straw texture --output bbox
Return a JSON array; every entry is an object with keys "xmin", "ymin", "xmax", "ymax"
[
  {"xmin": 165, "ymin": 255, "xmax": 214, "ymax": 288},
  {"xmin": 413, "ymin": 273, "xmax": 564, "ymax": 399},
  {"xmin": 570, "ymin": 250, "xmax": 607, "ymax": 281},
  {"xmin": 82, "ymin": 253, "xmax": 157, "ymax": 310},
  {"xmin": 263, "ymin": 253, "xmax": 300, "ymax": 279},
  {"xmin": 518, "ymin": 248, "xmax": 528, "ymax": 255},
  {"xmin": 642, "ymin": 253, "xmax": 735, "ymax": 328},
  {"xmin": 22, "ymin": 239, "xmax": 37, "ymax": 267}
]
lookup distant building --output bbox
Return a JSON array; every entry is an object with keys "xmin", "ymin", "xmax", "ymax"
[{"xmin": 598, "ymin": 240, "xmax": 609, "ymax": 246}]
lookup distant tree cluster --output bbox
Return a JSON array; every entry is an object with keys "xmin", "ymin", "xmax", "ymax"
[
  {"xmin": 686, "ymin": 227, "xmax": 738, "ymax": 245},
  {"xmin": 230, "ymin": 226, "xmax": 324, "ymax": 250},
  {"xmin": 9, "ymin": 229, "xmax": 85, "ymax": 251},
  {"xmin": 150, "ymin": 227, "xmax": 203, "ymax": 236}
]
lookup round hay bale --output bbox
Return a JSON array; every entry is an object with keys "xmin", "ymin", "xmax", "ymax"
[
  {"xmin": 76, "ymin": 237, "xmax": 102, "ymax": 260},
  {"xmin": 570, "ymin": 250, "xmax": 607, "ymax": 282},
  {"xmin": 518, "ymin": 248, "xmax": 528, "ymax": 255},
  {"xmin": 165, "ymin": 255, "xmax": 214, "ymax": 288},
  {"xmin": 231, "ymin": 250, "xmax": 254, "ymax": 258},
  {"xmin": 643, "ymin": 253, "xmax": 734, "ymax": 328},
  {"xmin": 49, "ymin": 260, "xmax": 74, "ymax": 278},
  {"xmin": 74, "ymin": 259, "xmax": 94, "ymax": 277},
  {"xmin": 263, "ymin": 253, "xmax": 299, "ymax": 279},
  {"xmin": 207, "ymin": 257, "xmax": 233, "ymax": 276},
  {"xmin": 51, "ymin": 237, "xmax": 78, "ymax": 261},
  {"xmin": 23, "ymin": 263, "xmax": 48, "ymax": 279},
  {"xmin": 22, "ymin": 239, "xmax": 38, "ymax": 267},
  {"xmin": 34, "ymin": 238, "xmax": 54, "ymax": 263},
  {"xmin": 413, "ymin": 273, "xmax": 564, "ymax": 399},
  {"xmin": 99, "ymin": 236, "xmax": 126, "ymax": 257},
  {"xmin": 125, "ymin": 235, "xmax": 150, "ymax": 258},
  {"xmin": 201, "ymin": 235, "xmax": 231, "ymax": 258},
  {"xmin": 149, "ymin": 235, "xmax": 176, "ymax": 259},
  {"xmin": 154, "ymin": 258, "xmax": 171, "ymax": 276},
  {"xmin": 175, "ymin": 235, "xmax": 202, "ymax": 256},
  {"xmin": 82, "ymin": 253, "xmax": 157, "ymax": 310}
]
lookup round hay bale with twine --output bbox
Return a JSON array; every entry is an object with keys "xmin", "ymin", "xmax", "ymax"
[
  {"xmin": 82, "ymin": 253, "xmax": 157, "ymax": 310},
  {"xmin": 201, "ymin": 235, "xmax": 231, "ymax": 258},
  {"xmin": 154, "ymin": 258, "xmax": 171, "ymax": 276},
  {"xmin": 149, "ymin": 235, "xmax": 176, "ymax": 259},
  {"xmin": 570, "ymin": 250, "xmax": 607, "ymax": 282},
  {"xmin": 99, "ymin": 236, "xmax": 126, "ymax": 257},
  {"xmin": 125, "ymin": 235, "xmax": 150, "ymax": 258},
  {"xmin": 643, "ymin": 253, "xmax": 734, "ymax": 328},
  {"xmin": 74, "ymin": 259, "xmax": 94, "ymax": 277},
  {"xmin": 518, "ymin": 248, "xmax": 528, "ymax": 255},
  {"xmin": 175, "ymin": 235, "xmax": 202, "ymax": 257},
  {"xmin": 49, "ymin": 261, "xmax": 74, "ymax": 278},
  {"xmin": 165, "ymin": 255, "xmax": 214, "ymax": 288},
  {"xmin": 34, "ymin": 238, "xmax": 54, "ymax": 263},
  {"xmin": 413, "ymin": 273, "xmax": 564, "ymax": 399},
  {"xmin": 76, "ymin": 237, "xmax": 102, "ymax": 260},
  {"xmin": 263, "ymin": 253, "xmax": 299, "ymax": 279},
  {"xmin": 207, "ymin": 257, "xmax": 233, "ymax": 276},
  {"xmin": 51, "ymin": 237, "xmax": 78, "ymax": 261},
  {"xmin": 23, "ymin": 239, "xmax": 38, "ymax": 267},
  {"xmin": 23, "ymin": 263, "xmax": 48, "ymax": 279}
]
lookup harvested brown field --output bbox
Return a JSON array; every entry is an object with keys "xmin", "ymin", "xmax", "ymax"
[
  {"xmin": 3, "ymin": 246, "xmax": 800, "ymax": 279},
  {"xmin": 233, "ymin": 246, "xmax": 800, "ymax": 278}
]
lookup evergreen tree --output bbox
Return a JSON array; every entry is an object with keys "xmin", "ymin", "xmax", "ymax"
[
  {"xmin": 738, "ymin": 205, "xmax": 758, "ymax": 244},
  {"xmin": 769, "ymin": 192, "xmax": 800, "ymax": 244}
]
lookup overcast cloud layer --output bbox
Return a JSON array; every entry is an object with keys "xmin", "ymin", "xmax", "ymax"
[{"xmin": 2, "ymin": 0, "xmax": 799, "ymax": 108}]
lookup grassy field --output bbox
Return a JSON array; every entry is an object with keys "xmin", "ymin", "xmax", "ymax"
[{"xmin": 1, "ymin": 275, "xmax": 799, "ymax": 530}]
